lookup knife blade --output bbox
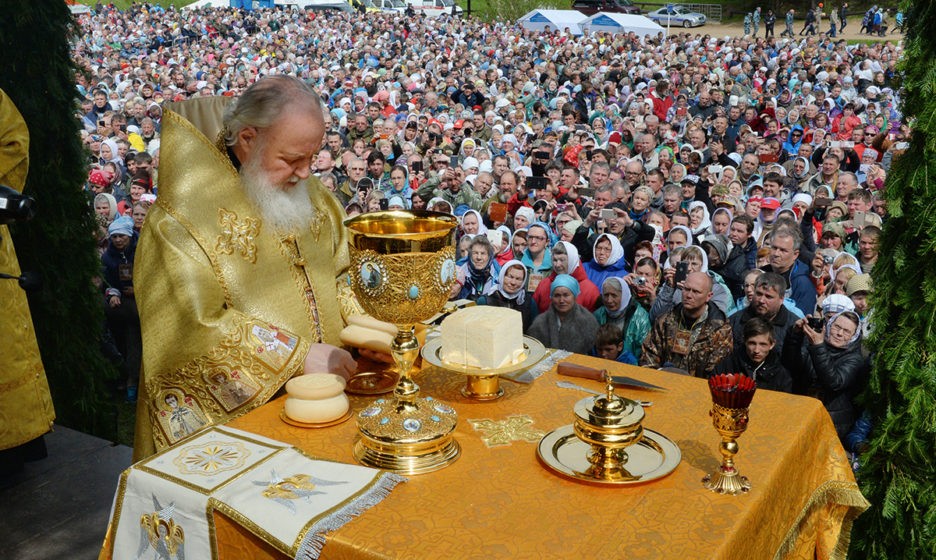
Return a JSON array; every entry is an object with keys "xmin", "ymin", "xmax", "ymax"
[{"xmin": 557, "ymin": 362, "xmax": 666, "ymax": 391}]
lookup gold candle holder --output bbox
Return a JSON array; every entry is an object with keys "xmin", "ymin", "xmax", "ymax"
[
  {"xmin": 702, "ymin": 373, "xmax": 756, "ymax": 495},
  {"xmin": 345, "ymin": 211, "xmax": 460, "ymax": 475},
  {"xmin": 701, "ymin": 403, "xmax": 751, "ymax": 495}
]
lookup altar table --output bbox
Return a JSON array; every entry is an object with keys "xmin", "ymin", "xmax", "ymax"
[
  {"xmin": 214, "ymin": 353, "xmax": 868, "ymax": 559},
  {"xmin": 107, "ymin": 353, "xmax": 867, "ymax": 559}
]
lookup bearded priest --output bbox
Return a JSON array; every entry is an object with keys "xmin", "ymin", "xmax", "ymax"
[{"xmin": 133, "ymin": 76, "xmax": 363, "ymax": 459}]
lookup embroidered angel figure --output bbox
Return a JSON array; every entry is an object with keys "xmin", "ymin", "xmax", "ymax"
[
  {"xmin": 254, "ymin": 469, "xmax": 347, "ymax": 514},
  {"xmin": 137, "ymin": 495, "xmax": 185, "ymax": 560}
]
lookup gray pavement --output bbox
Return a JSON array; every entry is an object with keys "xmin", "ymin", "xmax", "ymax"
[{"xmin": 0, "ymin": 426, "xmax": 132, "ymax": 560}]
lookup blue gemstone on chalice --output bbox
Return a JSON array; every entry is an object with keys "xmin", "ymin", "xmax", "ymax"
[
  {"xmin": 408, "ymin": 285, "xmax": 419, "ymax": 299},
  {"xmin": 433, "ymin": 403, "xmax": 455, "ymax": 415},
  {"xmin": 380, "ymin": 417, "xmax": 390, "ymax": 425},
  {"xmin": 403, "ymin": 419, "xmax": 421, "ymax": 432},
  {"xmin": 360, "ymin": 406, "xmax": 381, "ymax": 418}
]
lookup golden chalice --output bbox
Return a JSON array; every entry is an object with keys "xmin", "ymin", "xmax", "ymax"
[
  {"xmin": 702, "ymin": 374, "xmax": 756, "ymax": 495},
  {"xmin": 345, "ymin": 210, "xmax": 460, "ymax": 474}
]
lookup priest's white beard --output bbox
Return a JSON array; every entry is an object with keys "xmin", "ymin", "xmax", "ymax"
[{"xmin": 240, "ymin": 151, "xmax": 316, "ymax": 234}]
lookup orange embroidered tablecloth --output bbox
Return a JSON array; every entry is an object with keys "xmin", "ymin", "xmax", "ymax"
[{"xmin": 222, "ymin": 354, "xmax": 868, "ymax": 560}]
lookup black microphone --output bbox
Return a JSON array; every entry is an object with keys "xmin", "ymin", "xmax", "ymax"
[{"xmin": 0, "ymin": 270, "xmax": 41, "ymax": 292}]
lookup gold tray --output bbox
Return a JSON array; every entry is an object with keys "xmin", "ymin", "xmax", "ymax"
[
  {"xmin": 279, "ymin": 409, "xmax": 352, "ymax": 429},
  {"xmin": 420, "ymin": 335, "xmax": 547, "ymax": 377},
  {"xmin": 345, "ymin": 370, "xmax": 398, "ymax": 395},
  {"xmin": 537, "ymin": 425, "xmax": 681, "ymax": 485}
]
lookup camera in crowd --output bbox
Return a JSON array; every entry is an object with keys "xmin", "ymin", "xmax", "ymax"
[
  {"xmin": 807, "ymin": 316, "xmax": 826, "ymax": 331},
  {"xmin": 0, "ymin": 184, "xmax": 35, "ymax": 225}
]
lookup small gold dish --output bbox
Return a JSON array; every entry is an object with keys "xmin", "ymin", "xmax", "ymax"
[
  {"xmin": 421, "ymin": 336, "xmax": 547, "ymax": 400},
  {"xmin": 279, "ymin": 409, "xmax": 352, "ymax": 429},
  {"xmin": 345, "ymin": 371, "xmax": 398, "ymax": 396}
]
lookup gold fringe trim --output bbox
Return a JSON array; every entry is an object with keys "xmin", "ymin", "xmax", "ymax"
[{"xmin": 773, "ymin": 479, "xmax": 871, "ymax": 560}]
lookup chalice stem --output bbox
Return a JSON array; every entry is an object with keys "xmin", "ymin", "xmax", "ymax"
[{"xmin": 392, "ymin": 325, "xmax": 420, "ymax": 401}]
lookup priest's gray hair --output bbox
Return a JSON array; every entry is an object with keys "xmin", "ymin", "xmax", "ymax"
[{"xmin": 223, "ymin": 75, "xmax": 324, "ymax": 147}]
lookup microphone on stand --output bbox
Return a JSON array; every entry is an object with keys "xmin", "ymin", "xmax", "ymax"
[{"xmin": 0, "ymin": 270, "xmax": 42, "ymax": 292}]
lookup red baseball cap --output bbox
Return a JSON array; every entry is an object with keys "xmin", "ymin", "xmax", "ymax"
[{"xmin": 760, "ymin": 197, "xmax": 781, "ymax": 210}]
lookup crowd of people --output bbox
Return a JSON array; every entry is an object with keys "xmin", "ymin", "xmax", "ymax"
[{"xmin": 74, "ymin": 3, "xmax": 906, "ymax": 461}]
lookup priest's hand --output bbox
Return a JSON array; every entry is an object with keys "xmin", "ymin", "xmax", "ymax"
[{"xmin": 303, "ymin": 343, "xmax": 357, "ymax": 380}]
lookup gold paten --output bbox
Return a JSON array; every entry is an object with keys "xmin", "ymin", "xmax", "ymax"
[
  {"xmin": 345, "ymin": 211, "xmax": 460, "ymax": 474},
  {"xmin": 420, "ymin": 336, "xmax": 547, "ymax": 400},
  {"xmin": 538, "ymin": 371, "xmax": 680, "ymax": 485},
  {"xmin": 278, "ymin": 409, "xmax": 352, "ymax": 429},
  {"xmin": 702, "ymin": 403, "xmax": 752, "ymax": 495}
]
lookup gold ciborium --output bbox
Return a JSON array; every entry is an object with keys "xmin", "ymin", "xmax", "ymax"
[
  {"xmin": 702, "ymin": 374, "xmax": 756, "ymax": 495},
  {"xmin": 345, "ymin": 210, "xmax": 460, "ymax": 474},
  {"xmin": 572, "ymin": 372, "xmax": 646, "ymax": 482}
]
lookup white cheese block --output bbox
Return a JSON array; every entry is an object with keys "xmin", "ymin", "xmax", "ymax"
[{"xmin": 440, "ymin": 307, "xmax": 524, "ymax": 369}]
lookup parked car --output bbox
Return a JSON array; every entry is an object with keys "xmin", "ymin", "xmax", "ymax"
[
  {"xmin": 404, "ymin": 0, "xmax": 463, "ymax": 17},
  {"xmin": 645, "ymin": 5, "xmax": 706, "ymax": 27},
  {"xmin": 572, "ymin": 0, "xmax": 640, "ymax": 16}
]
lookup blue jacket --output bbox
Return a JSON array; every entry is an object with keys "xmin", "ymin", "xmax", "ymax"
[{"xmin": 582, "ymin": 258, "xmax": 628, "ymax": 290}]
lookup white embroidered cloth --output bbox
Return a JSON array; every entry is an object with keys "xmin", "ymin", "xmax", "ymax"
[{"xmin": 105, "ymin": 426, "xmax": 404, "ymax": 559}]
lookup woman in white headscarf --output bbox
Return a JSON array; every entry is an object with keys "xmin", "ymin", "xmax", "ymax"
[
  {"xmin": 582, "ymin": 233, "xmax": 627, "ymax": 289},
  {"xmin": 784, "ymin": 311, "xmax": 868, "ymax": 441},
  {"xmin": 513, "ymin": 206, "xmax": 535, "ymax": 231},
  {"xmin": 477, "ymin": 259, "xmax": 537, "ymax": 331},
  {"xmin": 533, "ymin": 241, "xmax": 600, "ymax": 313},
  {"xmin": 460, "ymin": 209, "xmax": 488, "ymax": 236},
  {"xmin": 98, "ymin": 138, "xmax": 126, "ymax": 180},
  {"xmin": 493, "ymin": 225, "xmax": 514, "ymax": 266},
  {"xmin": 687, "ymin": 200, "xmax": 712, "ymax": 242}
]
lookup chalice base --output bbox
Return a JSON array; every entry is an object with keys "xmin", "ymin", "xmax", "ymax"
[
  {"xmin": 702, "ymin": 465, "xmax": 751, "ymax": 495},
  {"xmin": 461, "ymin": 374, "xmax": 504, "ymax": 401},
  {"xmin": 354, "ymin": 395, "xmax": 461, "ymax": 475}
]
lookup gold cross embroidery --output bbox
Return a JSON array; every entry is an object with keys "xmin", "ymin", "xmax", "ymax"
[
  {"xmin": 467, "ymin": 415, "xmax": 545, "ymax": 448},
  {"xmin": 216, "ymin": 208, "xmax": 260, "ymax": 263}
]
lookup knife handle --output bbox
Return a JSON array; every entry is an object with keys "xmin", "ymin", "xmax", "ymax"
[{"xmin": 557, "ymin": 362, "xmax": 605, "ymax": 382}]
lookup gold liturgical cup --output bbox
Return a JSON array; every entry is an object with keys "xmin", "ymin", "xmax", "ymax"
[
  {"xmin": 702, "ymin": 373, "xmax": 756, "ymax": 495},
  {"xmin": 345, "ymin": 210, "xmax": 460, "ymax": 474},
  {"xmin": 702, "ymin": 404, "xmax": 752, "ymax": 495}
]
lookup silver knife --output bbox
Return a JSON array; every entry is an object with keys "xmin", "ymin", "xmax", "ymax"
[{"xmin": 557, "ymin": 362, "xmax": 666, "ymax": 391}]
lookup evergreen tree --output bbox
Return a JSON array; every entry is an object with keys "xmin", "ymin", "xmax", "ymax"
[
  {"xmin": 0, "ymin": 1, "xmax": 117, "ymax": 437},
  {"xmin": 854, "ymin": 0, "xmax": 936, "ymax": 556}
]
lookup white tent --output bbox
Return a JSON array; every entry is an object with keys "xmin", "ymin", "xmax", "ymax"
[
  {"xmin": 517, "ymin": 10, "xmax": 588, "ymax": 36},
  {"xmin": 581, "ymin": 12, "xmax": 666, "ymax": 38},
  {"xmin": 182, "ymin": 0, "xmax": 230, "ymax": 9}
]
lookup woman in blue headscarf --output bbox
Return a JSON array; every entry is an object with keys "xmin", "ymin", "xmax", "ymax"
[
  {"xmin": 386, "ymin": 165, "xmax": 414, "ymax": 208},
  {"xmin": 528, "ymin": 274, "xmax": 600, "ymax": 355},
  {"xmin": 582, "ymin": 233, "xmax": 628, "ymax": 289}
]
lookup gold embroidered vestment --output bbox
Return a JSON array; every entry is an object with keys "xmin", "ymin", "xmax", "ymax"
[{"xmin": 133, "ymin": 107, "xmax": 353, "ymax": 459}]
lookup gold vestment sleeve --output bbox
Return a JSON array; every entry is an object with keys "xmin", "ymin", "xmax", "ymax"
[{"xmin": 134, "ymin": 206, "xmax": 309, "ymax": 457}]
